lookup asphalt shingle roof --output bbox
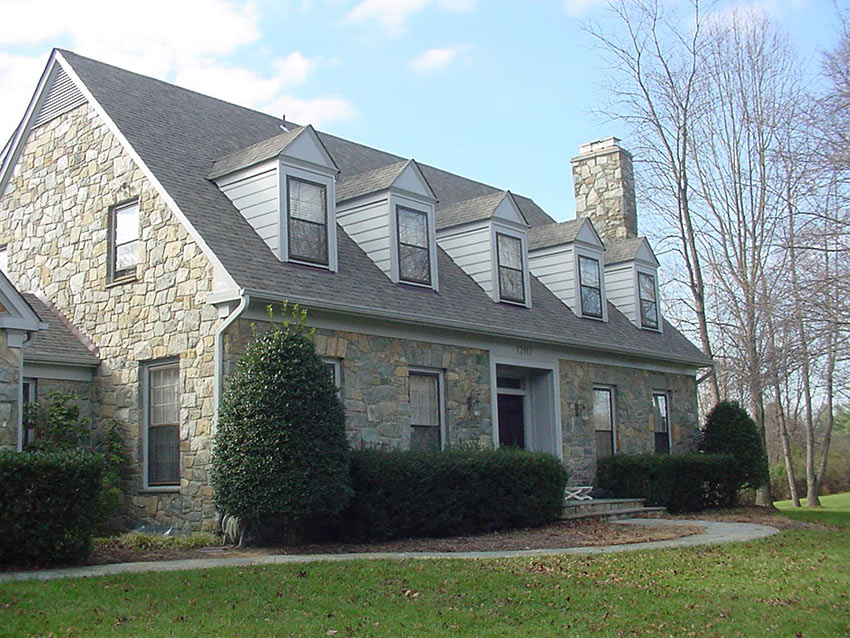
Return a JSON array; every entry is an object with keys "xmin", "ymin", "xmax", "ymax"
[
  {"xmin": 58, "ymin": 50, "xmax": 709, "ymax": 367},
  {"xmin": 435, "ymin": 191, "xmax": 516, "ymax": 231},
  {"xmin": 207, "ymin": 126, "xmax": 304, "ymax": 180},
  {"xmin": 527, "ymin": 219, "xmax": 587, "ymax": 251},
  {"xmin": 23, "ymin": 294, "xmax": 100, "ymax": 367},
  {"xmin": 604, "ymin": 237, "xmax": 658, "ymax": 266},
  {"xmin": 336, "ymin": 159, "xmax": 409, "ymax": 203}
]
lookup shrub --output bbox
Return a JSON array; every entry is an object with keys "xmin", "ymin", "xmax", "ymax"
[
  {"xmin": 596, "ymin": 453, "xmax": 740, "ymax": 512},
  {"xmin": 94, "ymin": 532, "xmax": 219, "ymax": 551},
  {"xmin": 701, "ymin": 400, "xmax": 769, "ymax": 491},
  {"xmin": 334, "ymin": 448, "xmax": 568, "ymax": 540},
  {"xmin": 0, "ymin": 450, "xmax": 103, "ymax": 565},
  {"xmin": 212, "ymin": 304, "xmax": 351, "ymax": 543}
]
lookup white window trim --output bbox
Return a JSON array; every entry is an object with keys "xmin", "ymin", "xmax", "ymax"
[
  {"xmin": 322, "ymin": 357, "xmax": 342, "ymax": 393},
  {"xmin": 635, "ymin": 266, "xmax": 662, "ymax": 332},
  {"xmin": 575, "ymin": 249, "xmax": 607, "ymax": 321},
  {"xmin": 140, "ymin": 358, "xmax": 181, "ymax": 492},
  {"xmin": 388, "ymin": 192, "xmax": 438, "ymax": 291},
  {"xmin": 0, "ymin": 243, "xmax": 8, "ymax": 275},
  {"xmin": 652, "ymin": 390, "xmax": 672, "ymax": 453},
  {"xmin": 592, "ymin": 385, "xmax": 617, "ymax": 454},
  {"xmin": 408, "ymin": 366, "xmax": 446, "ymax": 451},
  {"xmin": 108, "ymin": 198, "xmax": 140, "ymax": 283},
  {"xmin": 491, "ymin": 223, "xmax": 531, "ymax": 308},
  {"xmin": 279, "ymin": 161, "xmax": 338, "ymax": 272}
]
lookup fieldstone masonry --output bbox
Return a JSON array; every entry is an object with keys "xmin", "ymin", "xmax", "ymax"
[
  {"xmin": 559, "ymin": 358, "xmax": 699, "ymax": 484},
  {"xmin": 0, "ymin": 104, "xmax": 220, "ymax": 531},
  {"xmin": 571, "ymin": 137, "xmax": 638, "ymax": 242}
]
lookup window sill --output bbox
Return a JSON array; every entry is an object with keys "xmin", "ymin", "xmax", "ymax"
[
  {"xmin": 288, "ymin": 257, "xmax": 332, "ymax": 271},
  {"xmin": 139, "ymin": 486, "xmax": 180, "ymax": 494},
  {"xmin": 106, "ymin": 274, "xmax": 138, "ymax": 288},
  {"xmin": 498, "ymin": 298, "xmax": 528, "ymax": 308},
  {"xmin": 399, "ymin": 279, "xmax": 436, "ymax": 291},
  {"xmin": 581, "ymin": 313, "xmax": 605, "ymax": 322}
]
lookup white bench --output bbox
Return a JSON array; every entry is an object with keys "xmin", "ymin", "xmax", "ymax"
[{"xmin": 564, "ymin": 486, "xmax": 594, "ymax": 501}]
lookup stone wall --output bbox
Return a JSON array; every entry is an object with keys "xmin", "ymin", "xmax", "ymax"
[
  {"xmin": 223, "ymin": 320, "xmax": 493, "ymax": 449},
  {"xmin": 0, "ymin": 338, "xmax": 21, "ymax": 450},
  {"xmin": 558, "ymin": 359, "xmax": 699, "ymax": 485},
  {"xmin": 0, "ymin": 105, "xmax": 220, "ymax": 531},
  {"xmin": 571, "ymin": 139, "xmax": 638, "ymax": 242}
]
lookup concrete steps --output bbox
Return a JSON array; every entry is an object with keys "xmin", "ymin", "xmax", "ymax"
[{"xmin": 560, "ymin": 498, "xmax": 666, "ymax": 521}]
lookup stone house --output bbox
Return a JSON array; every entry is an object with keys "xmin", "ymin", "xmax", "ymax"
[{"xmin": 0, "ymin": 50, "xmax": 711, "ymax": 532}]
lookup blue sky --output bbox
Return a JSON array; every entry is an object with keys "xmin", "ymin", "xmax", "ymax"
[{"xmin": 0, "ymin": 0, "xmax": 843, "ymax": 221}]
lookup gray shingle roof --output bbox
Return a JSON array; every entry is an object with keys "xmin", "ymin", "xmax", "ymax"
[
  {"xmin": 58, "ymin": 50, "xmax": 709, "ymax": 367},
  {"xmin": 23, "ymin": 294, "xmax": 100, "ymax": 367},
  {"xmin": 527, "ymin": 219, "xmax": 586, "ymax": 251},
  {"xmin": 604, "ymin": 237, "xmax": 658, "ymax": 266},
  {"xmin": 207, "ymin": 126, "xmax": 303, "ymax": 179},
  {"xmin": 435, "ymin": 191, "xmax": 515, "ymax": 231},
  {"xmin": 336, "ymin": 159, "xmax": 409, "ymax": 203}
]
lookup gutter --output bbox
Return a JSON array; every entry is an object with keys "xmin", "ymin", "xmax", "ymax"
[
  {"xmin": 213, "ymin": 291, "xmax": 250, "ymax": 427},
  {"xmin": 232, "ymin": 287, "xmax": 713, "ymax": 370}
]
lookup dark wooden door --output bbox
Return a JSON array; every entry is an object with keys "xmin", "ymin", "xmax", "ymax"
[{"xmin": 498, "ymin": 394, "xmax": 525, "ymax": 449}]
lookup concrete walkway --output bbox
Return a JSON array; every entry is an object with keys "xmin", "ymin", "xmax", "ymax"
[{"xmin": 0, "ymin": 518, "xmax": 779, "ymax": 583}]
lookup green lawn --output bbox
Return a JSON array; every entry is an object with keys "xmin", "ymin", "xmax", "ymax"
[
  {"xmin": 775, "ymin": 491, "xmax": 850, "ymax": 528},
  {"xmin": 2, "ymin": 528, "xmax": 849, "ymax": 637}
]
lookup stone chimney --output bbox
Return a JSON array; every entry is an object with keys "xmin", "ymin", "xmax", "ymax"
[{"xmin": 571, "ymin": 137, "xmax": 637, "ymax": 242}]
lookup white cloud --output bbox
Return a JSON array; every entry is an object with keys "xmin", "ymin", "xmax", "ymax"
[
  {"xmin": 0, "ymin": 0, "xmax": 356, "ymax": 139},
  {"xmin": 408, "ymin": 47, "xmax": 459, "ymax": 72},
  {"xmin": 345, "ymin": 0, "xmax": 477, "ymax": 36},
  {"xmin": 563, "ymin": 0, "xmax": 607, "ymax": 17}
]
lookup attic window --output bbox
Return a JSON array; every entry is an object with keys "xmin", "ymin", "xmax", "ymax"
[
  {"xmin": 397, "ymin": 206, "xmax": 431, "ymax": 285},
  {"xmin": 638, "ymin": 272, "xmax": 659, "ymax": 329},
  {"xmin": 287, "ymin": 176, "xmax": 328, "ymax": 266},
  {"xmin": 109, "ymin": 200, "xmax": 139, "ymax": 282},
  {"xmin": 496, "ymin": 233, "xmax": 525, "ymax": 304},
  {"xmin": 578, "ymin": 255, "xmax": 603, "ymax": 319}
]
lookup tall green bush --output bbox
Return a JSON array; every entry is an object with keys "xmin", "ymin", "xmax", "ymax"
[
  {"xmin": 0, "ymin": 450, "xmax": 103, "ymax": 565},
  {"xmin": 700, "ymin": 400, "xmax": 769, "ymax": 491},
  {"xmin": 211, "ymin": 305, "xmax": 351, "ymax": 543}
]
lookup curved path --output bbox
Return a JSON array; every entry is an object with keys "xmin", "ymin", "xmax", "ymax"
[{"xmin": 0, "ymin": 518, "xmax": 779, "ymax": 583}]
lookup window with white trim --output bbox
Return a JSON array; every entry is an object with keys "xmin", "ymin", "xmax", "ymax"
[
  {"xmin": 578, "ymin": 255, "xmax": 603, "ymax": 319},
  {"xmin": 396, "ymin": 206, "xmax": 431, "ymax": 285},
  {"xmin": 287, "ymin": 176, "xmax": 328, "ymax": 265},
  {"xmin": 592, "ymin": 387, "xmax": 615, "ymax": 458},
  {"xmin": 109, "ymin": 200, "xmax": 139, "ymax": 281},
  {"xmin": 145, "ymin": 360, "xmax": 180, "ymax": 487},
  {"xmin": 638, "ymin": 272, "xmax": 659, "ymax": 329},
  {"xmin": 409, "ymin": 371, "xmax": 442, "ymax": 452},
  {"xmin": 0, "ymin": 244, "xmax": 8, "ymax": 274},
  {"xmin": 323, "ymin": 358, "xmax": 342, "ymax": 393},
  {"xmin": 652, "ymin": 392, "xmax": 671, "ymax": 454},
  {"xmin": 496, "ymin": 232, "xmax": 525, "ymax": 303}
]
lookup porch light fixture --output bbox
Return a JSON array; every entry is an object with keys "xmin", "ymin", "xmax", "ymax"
[{"xmin": 467, "ymin": 389, "xmax": 482, "ymax": 419}]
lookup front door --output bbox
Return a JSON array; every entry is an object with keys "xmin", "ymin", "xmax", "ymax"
[{"xmin": 498, "ymin": 393, "xmax": 525, "ymax": 449}]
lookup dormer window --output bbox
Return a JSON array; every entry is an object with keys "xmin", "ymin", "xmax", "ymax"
[
  {"xmin": 397, "ymin": 205, "xmax": 431, "ymax": 285},
  {"xmin": 578, "ymin": 255, "xmax": 603, "ymax": 319},
  {"xmin": 638, "ymin": 271, "xmax": 659, "ymax": 329},
  {"xmin": 496, "ymin": 232, "xmax": 525, "ymax": 304},
  {"xmin": 287, "ymin": 176, "xmax": 328, "ymax": 266}
]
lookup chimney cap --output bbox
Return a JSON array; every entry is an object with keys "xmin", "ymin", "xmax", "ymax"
[{"xmin": 578, "ymin": 136, "xmax": 621, "ymax": 155}]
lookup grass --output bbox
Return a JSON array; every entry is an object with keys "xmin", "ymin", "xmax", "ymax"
[
  {"xmin": 1, "ymin": 528, "xmax": 849, "ymax": 637},
  {"xmin": 775, "ymin": 491, "xmax": 850, "ymax": 528}
]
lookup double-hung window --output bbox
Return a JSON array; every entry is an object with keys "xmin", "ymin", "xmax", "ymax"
[
  {"xmin": 409, "ymin": 371, "xmax": 442, "ymax": 452},
  {"xmin": 109, "ymin": 200, "xmax": 139, "ymax": 281},
  {"xmin": 638, "ymin": 272, "xmax": 659, "ymax": 329},
  {"xmin": 496, "ymin": 233, "xmax": 525, "ymax": 303},
  {"xmin": 652, "ymin": 392, "xmax": 671, "ymax": 454},
  {"xmin": 396, "ymin": 206, "xmax": 431, "ymax": 285},
  {"xmin": 592, "ymin": 387, "xmax": 615, "ymax": 458},
  {"xmin": 145, "ymin": 361, "xmax": 180, "ymax": 487},
  {"xmin": 287, "ymin": 177, "xmax": 328, "ymax": 265},
  {"xmin": 578, "ymin": 255, "xmax": 603, "ymax": 318}
]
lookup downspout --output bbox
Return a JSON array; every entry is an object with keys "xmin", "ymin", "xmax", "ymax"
[{"xmin": 213, "ymin": 292, "xmax": 250, "ymax": 427}]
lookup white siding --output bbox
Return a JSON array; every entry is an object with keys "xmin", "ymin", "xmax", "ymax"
[
  {"xmin": 337, "ymin": 197, "xmax": 392, "ymax": 278},
  {"xmin": 529, "ymin": 245, "xmax": 576, "ymax": 311},
  {"xmin": 216, "ymin": 163, "xmax": 279, "ymax": 256},
  {"xmin": 437, "ymin": 223, "xmax": 494, "ymax": 296},
  {"xmin": 605, "ymin": 263, "xmax": 636, "ymax": 322}
]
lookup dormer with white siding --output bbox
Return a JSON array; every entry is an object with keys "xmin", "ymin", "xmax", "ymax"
[
  {"xmin": 603, "ymin": 237, "xmax": 662, "ymax": 332},
  {"xmin": 528, "ymin": 218, "xmax": 607, "ymax": 320},
  {"xmin": 436, "ymin": 191, "xmax": 532, "ymax": 307},
  {"xmin": 335, "ymin": 159, "xmax": 439, "ymax": 290},
  {"xmin": 209, "ymin": 125, "xmax": 340, "ymax": 271}
]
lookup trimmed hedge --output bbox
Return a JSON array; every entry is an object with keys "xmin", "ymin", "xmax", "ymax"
[
  {"xmin": 596, "ymin": 454, "xmax": 740, "ymax": 513},
  {"xmin": 0, "ymin": 450, "xmax": 103, "ymax": 565},
  {"xmin": 334, "ymin": 448, "xmax": 568, "ymax": 540}
]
